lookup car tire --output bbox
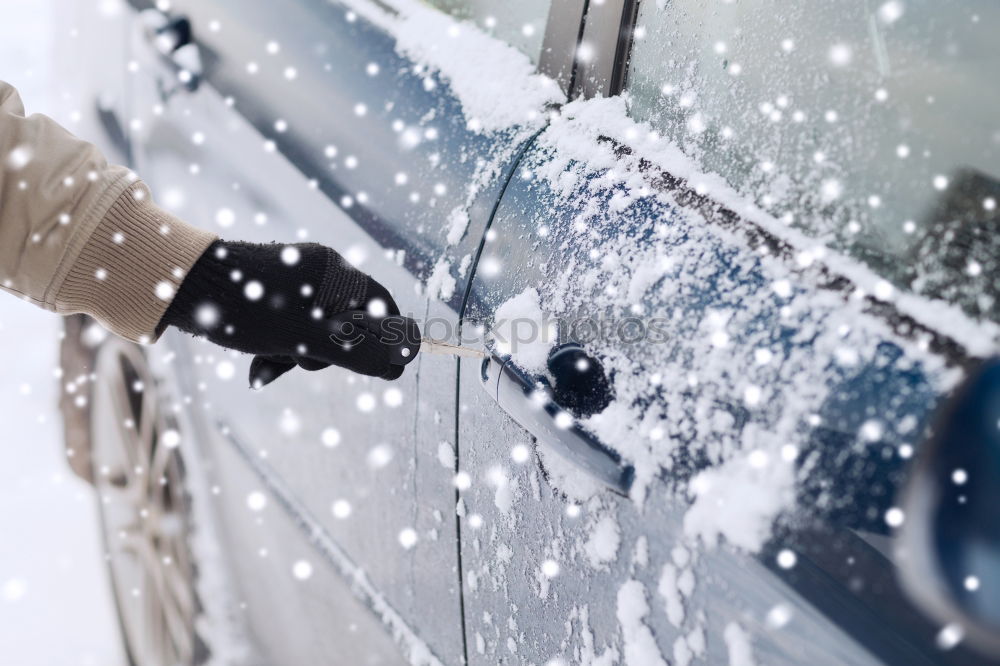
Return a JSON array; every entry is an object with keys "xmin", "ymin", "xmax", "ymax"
[{"xmin": 89, "ymin": 338, "xmax": 208, "ymax": 666}]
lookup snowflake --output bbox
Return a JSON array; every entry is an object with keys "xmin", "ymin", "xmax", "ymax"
[
  {"xmin": 292, "ymin": 560, "xmax": 313, "ymax": 580},
  {"xmin": 367, "ymin": 444, "xmax": 393, "ymax": 468},
  {"xmin": 244, "ymin": 281, "xmax": 263, "ymax": 300},
  {"xmin": 877, "ymin": 0, "xmax": 905, "ymax": 24},
  {"xmin": 541, "ymin": 560, "xmax": 560, "ymax": 578},
  {"xmin": 216, "ymin": 360, "xmax": 235, "ymax": 381},
  {"xmin": 828, "ymin": 43, "xmax": 852, "ymax": 67},
  {"xmin": 6, "ymin": 145, "xmax": 32, "ymax": 169},
  {"xmin": 162, "ymin": 429, "xmax": 181, "ymax": 449},
  {"xmin": 776, "ymin": 549, "xmax": 797, "ymax": 569},
  {"xmin": 331, "ymin": 499, "xmax": 352, "ymax": 519},
  {"xmin": 246, "ymin": 491, "xmax": 267, "ymax": 511},
  {"xmin": 155, "ymin": 282, "xmax": 175, "ymax": 300},
  {"xmin": 215, "ymin": 208, "xmax": 235, "ymax": 228},
  {"xmin": 884, "ymin": 507, "xmax": 905, "ymax": 528},
  {"xmin": 321, "ymin": 428, "xmax": 341, "ymax": 448},
  {"xmin": 453, "ymin": 471, "xmax": 472, "ymax": 490},
  {"xmin": 398, "ymin": 528, "xmax": 418, "ymax": 549},
  {"xmin": 510, "ymin": 444, "xmax": 530, "ymax": 463},
  {"xmin": 383, "ymin": 387, "xmax": 402, "ymax": 407},
  {"xmin": 356, "ymin": 392, "xmax": 376, "ymax": 412}
]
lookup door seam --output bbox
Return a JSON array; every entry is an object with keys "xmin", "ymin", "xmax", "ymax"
[
  {"xmin": 457, "ymin": 124, "xmax": 549, "ymax": 324},
  {"xmin": 451, "ymin": 123, "xmax": 549, "ymax": 666}
]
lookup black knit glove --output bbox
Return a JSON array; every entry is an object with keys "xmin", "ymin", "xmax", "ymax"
[{"xmin": 161, "ymin": 240, "xmax": 407, "ymax": 387}]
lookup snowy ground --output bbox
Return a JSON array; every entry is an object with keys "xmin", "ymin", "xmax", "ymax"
[{"xmin": 0, "ymin": 2, "xmax": 127, "ymax": 663}]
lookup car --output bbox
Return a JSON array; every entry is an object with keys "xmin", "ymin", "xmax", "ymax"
[{"xmin": 57, "ymin": 0, "xmax": 1000, "ymax": 664}]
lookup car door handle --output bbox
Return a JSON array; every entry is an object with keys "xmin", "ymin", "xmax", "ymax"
[
  {"xmin": 480, "ymin": 346, "xmax": 634, "ymax": 495},
  {"xmin": 139, "ymin": 9, "xmax": 203, "ymax": 94}
]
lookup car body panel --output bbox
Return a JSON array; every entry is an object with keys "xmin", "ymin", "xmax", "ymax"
[
  {"xmin": 124, "ymin": 0, "xmax": 561, "ymax": 662},
  {"xmin": 455, "ymin": 364, "xmax": 884, "ymax": 664},
  {"xmin": 130, "ymin": 69, "xmax": 452, "ymax": 660},
  {"xmin": 129, "ymin": 0, "xmax": 552, "ymax": 302},
  {"xmin": 83, "ymin": 0, "xmax": 999, "ymax": 663},
  {"xmin": 129, "ymin": 75, "xmax": 469, "ymax": 662},
  {"xmin": 168, "ymin": 350, "xmax": 410, "ymax": 666},
  {"xmin": 454, "ymin": 105, "xmax": 988, "ymax": 663},
  {"xmin": 206, "ymin": 436, "xmax": 409, "ymax": 666}
]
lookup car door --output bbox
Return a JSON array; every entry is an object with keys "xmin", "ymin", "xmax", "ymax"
[
  {"xmin": 455, "ymin": 1, "xmax": 997, "ymax": 664},
  {"xmin": 123, "ymin": 0, "xmax": 563, "ymax": 662}
]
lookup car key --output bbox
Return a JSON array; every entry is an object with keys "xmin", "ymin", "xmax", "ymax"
[
  {"xmin": 327, "ymin": 312, "xmax": 485, "ymax": 366},
  {"xmin": 419, "ymin": 338, "xmax": 488, "ymax": 359}
]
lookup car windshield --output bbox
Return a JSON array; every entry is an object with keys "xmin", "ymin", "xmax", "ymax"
[{"xmin": 626, "ymin": 0, "xmax": 1000, "ymax": 322}]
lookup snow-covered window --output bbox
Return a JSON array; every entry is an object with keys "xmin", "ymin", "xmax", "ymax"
[
  {"xmin": 625, "ymin": 0, "xmax": 1000, "ymax": 320},
  {"xmin": 420, "ymin": 0, "xmax": 552, "ymax": 63}
]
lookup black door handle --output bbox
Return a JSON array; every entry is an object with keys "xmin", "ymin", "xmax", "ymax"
[
  {"xmin": 139, "ymin": 9, "xmax": 204, "ymax": 94},
  {"xmin": 546, "ymin": 343, "xmax": 614, "ymax": 417},
  {"xmin": 481, "ymin": 347, "xmax": 633, "ymax": 495}
]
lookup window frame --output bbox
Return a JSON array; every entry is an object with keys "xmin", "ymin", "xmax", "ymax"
[
  {"xmin": 572, "ymin": 0, "xmax": 640, "ymax": 98},
  {"xmin": 538, "ymin": 0, "xmax": 589, "ymax": 94}
]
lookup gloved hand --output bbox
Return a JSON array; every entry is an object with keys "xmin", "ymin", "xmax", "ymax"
[{"xmin": 160, "ymin": 239, "xmax": 406, "ymax": 387}]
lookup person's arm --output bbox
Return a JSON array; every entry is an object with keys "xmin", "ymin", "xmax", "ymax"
[
  {"xmin": 0, "ymin": 80, "xmax": 407, "ymax": 384},
  {"xmin": 0, "ymin": 79, "xmax": 216, "ymax": 342}
]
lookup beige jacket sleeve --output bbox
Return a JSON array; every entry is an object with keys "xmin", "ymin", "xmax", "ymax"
[{"xmin": 0, "ymin": 80, "xmax": 217, "ymax": 343}]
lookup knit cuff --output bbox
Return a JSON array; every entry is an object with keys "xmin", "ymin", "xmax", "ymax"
[{"xmin": 54, "ymin": 181, "xmax": 218, "ymax": 343}]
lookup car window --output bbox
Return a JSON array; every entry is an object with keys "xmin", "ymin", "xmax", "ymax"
[
  {"xmin": 625, "ymin": 1, "xmax": 1000, "ymax": 321},
  {"xmin": 420, "ymin": 0, "xmax": 552, "ymax": 64}
]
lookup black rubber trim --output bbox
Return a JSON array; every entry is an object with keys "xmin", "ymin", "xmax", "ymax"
[
  {"xmin": 603, "ymin": 138, "xmax": 978, "ymax": 370},
  {"xmin": 565, "ymin": 0, "xmax": 592, "ymax": 98},
  {"xmin": 608, "ymin": 0, "xmax": 641, "ymax": 96}
]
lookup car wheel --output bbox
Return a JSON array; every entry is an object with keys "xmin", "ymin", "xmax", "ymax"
[{"xmin": 90, "ymin": 339, "xmax": 205, "ymax": 666}]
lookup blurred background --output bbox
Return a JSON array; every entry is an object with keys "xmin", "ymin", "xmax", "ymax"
[{"xmin": 0, "ymin": 1, "xmax": 126, "ymax": 663}]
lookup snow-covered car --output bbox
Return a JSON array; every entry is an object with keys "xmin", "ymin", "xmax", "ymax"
[{"xmin": 60, "ymin": 0, "xmax": 1000, "ymax": 664}]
